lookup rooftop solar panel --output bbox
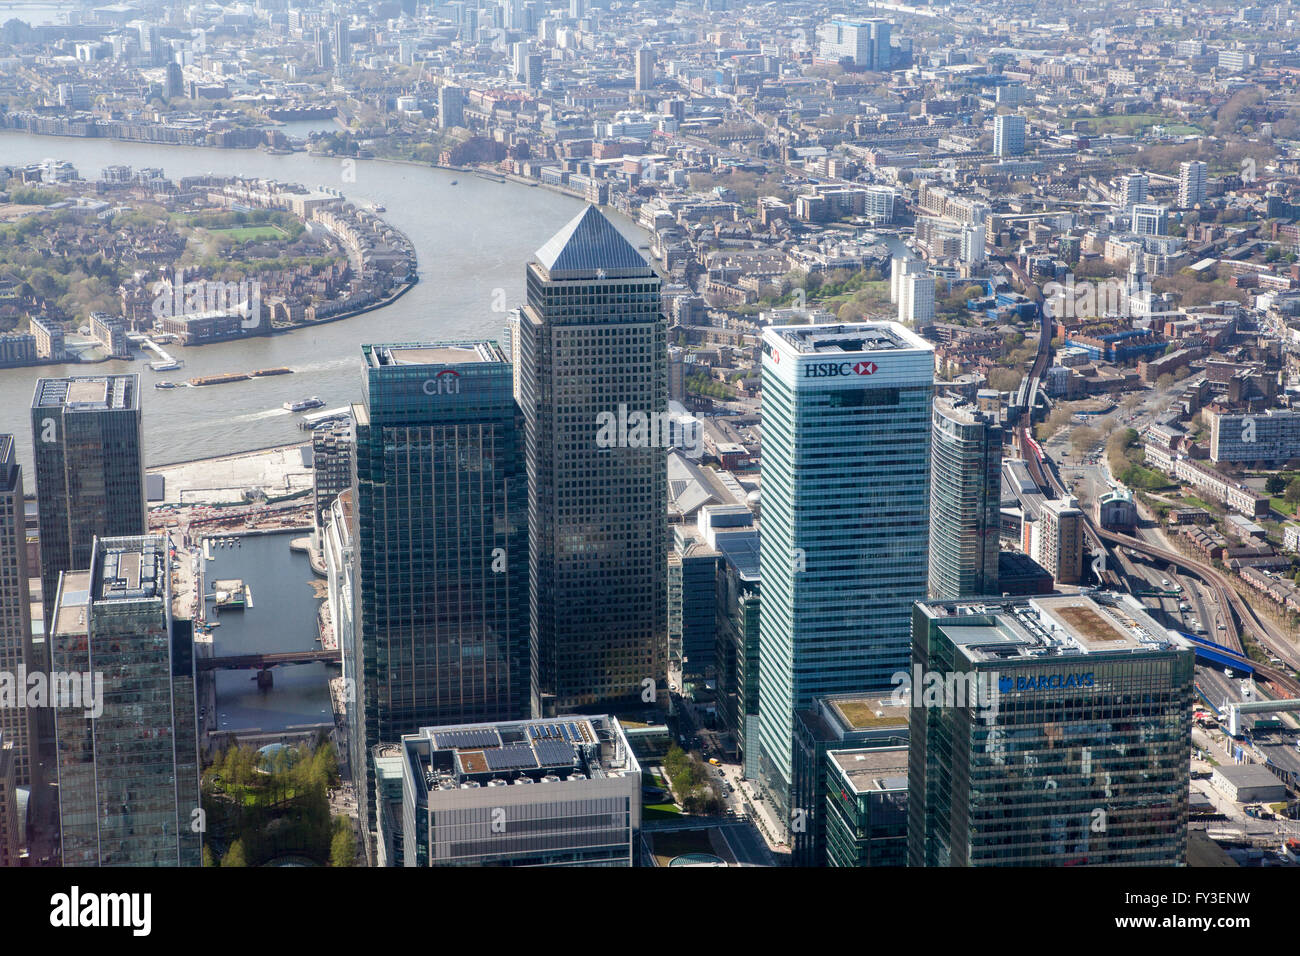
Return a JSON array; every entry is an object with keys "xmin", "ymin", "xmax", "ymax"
[
  {"xmin": 433, "ymin": 728, "xmax": 500, "ymax": 750},
  {"xmin": 534, "ymin": 739, "xmax": 576, "ymax": 768},
  {"xmin": 484, "ymin": 744, "xmax": 538, "ymax": 771}
]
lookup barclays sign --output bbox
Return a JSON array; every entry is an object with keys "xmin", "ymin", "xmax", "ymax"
[{"xmin": 1000, "ymin": 673, "xmax": 1096, "ymax": 693}]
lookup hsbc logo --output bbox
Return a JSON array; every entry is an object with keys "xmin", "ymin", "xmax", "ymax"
[{"xmin": 805, "ymin": 360, "xmax": 879, "ymax": 378}]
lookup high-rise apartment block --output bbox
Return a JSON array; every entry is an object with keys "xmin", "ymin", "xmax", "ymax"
[
  {"xmin": 929, "ymin": 396, "xmax": 1002, "ymax": 600},
  {"xmin": 993, "ymin": 114, "xmax": 1026, "ymax": 157}
]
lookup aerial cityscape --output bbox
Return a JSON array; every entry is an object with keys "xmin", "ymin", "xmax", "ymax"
[{"xmin": 0, "ymin": 0, "xmax": 1297, "ymax": 906}]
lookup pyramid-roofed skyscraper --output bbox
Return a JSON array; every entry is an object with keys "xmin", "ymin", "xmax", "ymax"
[{"xmin": 510, "ymin": 206, "xmax": 667, "ymax": 712}]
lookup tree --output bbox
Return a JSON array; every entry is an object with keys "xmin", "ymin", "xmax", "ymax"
[
  {"xmin": 221, "ymin": 839, "xmax": 248, "ymax": 868},
  {"xmin": 202, "ymin": 845, "xmax": 217, "ymax": 868},
  {"xmin": 1266, "ymin": 474, "xmax": 1289, "ymax": 496},
  {"xmin": 331, "ymin": 821, "xmax": 356, "ymax": 867},
  {"xmin": 1071, "ymin": 426, "xmax": 1101, "ymax": 457},
  {"xmin": 1285, "ymin": 478, "xmax": 1300, "ymax": 506}
]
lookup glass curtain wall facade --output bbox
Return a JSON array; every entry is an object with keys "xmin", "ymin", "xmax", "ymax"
[
  {"xmin": 757, "ymin": 323, "xmax": 933, "ymax": 823},
  {"xmin": 0, "ymin": 436, "xmax": 34, "ymax": 788},
  {"xmin": 929, "ymin": 395, "xmax": 1001, "ymax": 600},
  {"xmin": 51, "ymin": 535, "xmax": 200, "ymax": 867},
  {"xmin": 909, "ymin": 596, "xmax": 1195, "ymax": 867},
  {"xmin": 31, "ymin": 375, "xmax": 146, "ymax": 636},
  {"xmin": 350, "ymin": 341, "xmax": 529, "ymax": 862}
]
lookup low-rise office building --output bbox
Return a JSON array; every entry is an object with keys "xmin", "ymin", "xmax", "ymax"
[{"xmin": 398, "ymin": 715, "xmax": 641, "ymax": 867}]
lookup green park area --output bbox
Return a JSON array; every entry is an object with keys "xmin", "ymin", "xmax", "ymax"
[
  {"xmin": 1064, "ymin": 113, "xmax": 1202, "ymax": 136},
  {"xmin": 201, "ymin": 739, "xmax": 356, "ymax": 867},
  {"xmin": 210, "ymin": 224, "xmax": 290, "ymax": 242}
]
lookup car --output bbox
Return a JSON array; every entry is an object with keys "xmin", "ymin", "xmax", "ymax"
[{"xmin": 1217, "ymin": 623, "xmax": 1227, "ymax": 631}]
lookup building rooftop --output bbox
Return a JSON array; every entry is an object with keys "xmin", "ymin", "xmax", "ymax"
[
  {"xmin": 829, "ymin": 747, "xmax": 908, "ymax": 795},
  {"xmin": 534, "ymin": 205, "xmax": 651, "ymax": 278},
  {"xmin": 52, "ymin": 570, "xmax": 91, "ymax": 638},
  {"xmin": 92, "ymin": 535, "xmax": 166, "ymax": 603},
  {"xmin": 368, "ymin": 341, "xmax": 506, "ymax": 367},
  {"xmin": 32, "ymin": 374, "xmax": 138, "ymax": 411},
  {"xmin": 405, "ymin": 715, "xmax": 640, "ymax": 795},
  {"xmin": 922, "ymin": 592, "xmax": 1192, "ymax": 664},
  {"xmin": 934, "ymin": 393, "xmax": 997, "ymax": 426},
  {"xmin": 772, "ymin": 322, "xmax": 914, "ymax": 354},
  {"xmin": 828, "ymin": 695, "xmax": 909, "ymax": 731}
]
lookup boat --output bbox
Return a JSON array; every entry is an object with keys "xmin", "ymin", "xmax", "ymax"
[
  {"xmin": 155, "ymin": 381, "xmax": 179, "ymax": 389},
  {"xmin": 284, "ymin": 396, "xmax": 326, "ymax": 412},
  {"xmin": 190, "ymin": 372, "xmax": 251, "ymax": 387},
  {"xmin": 449, "ymin": 179, "xmax": 458, "ymax": 185},
  {"xmin": 252, "ymin": 367, "xmax": 293, "ymax": 377}
]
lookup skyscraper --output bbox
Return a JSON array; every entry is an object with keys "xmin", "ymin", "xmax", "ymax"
[
  {"xmin": 333, "ymin": 18, "xmax": 350, "ymax": 66},
  {"xmin": 0, "ymin": 436, "xmax": 34, "ymax": 789},
  {"xmin": 909, "ymin": 594, "xmax": 1195, "ymax": 866},
  {"xmin": 511, "ymin": 206, "xmax": 667, "ymax": 713},
  {"xmin": 897, "ymin": 271, "xmax": 934, "ymax": 326},
  {"xmin": 757, "ymin": 322, "xmax": 933, "ymax": 825},
  {"xmin": 350, "ymin": 341, "xmax": 530, "ymax": 861},
  {"xmin": 1178, "ymin": 160, "xmax": 1207, "ymax": 208},
  {"xmin": 929, "ymin": 396, "xmax": 1002, "ymax": 600},
  {"xmin": 438, "ymin": 84, "xmax": 464, "ymax": 128},
  {"xmin": 51, "ymin": 535, "xmax": 201, "ymax": 867},
  {"xmin": 816, "ymin": 18, "xmax": 891, "ymax": 70},
  {"xmin": 1033, "ymin": 497, "xmax": 1084, "ymax": 586},
  {"xmin": 635, "ymin": 46, "xmax": 655, "ymax": 90},
  {"xmin": 31, "ymin": 375, "xmax": 146, "ymax": 637},
  {"xmin": 993, "ymin": 113, "xmax": 1026, "ymax": 157}
]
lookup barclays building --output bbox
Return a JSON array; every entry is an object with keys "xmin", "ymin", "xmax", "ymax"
[{"xmin": 909, "ymin": 593, "xmax": 1195, "ymax": 866}]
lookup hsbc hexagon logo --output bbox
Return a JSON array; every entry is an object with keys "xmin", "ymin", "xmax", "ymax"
[{"xmin": 805, "ymin": 360, "xmax": 881, "ymax": 378}]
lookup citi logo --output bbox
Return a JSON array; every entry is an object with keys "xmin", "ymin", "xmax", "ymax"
[{"xmin": 422, "ymin": 369, "xmax": 461, "ymax": 395}]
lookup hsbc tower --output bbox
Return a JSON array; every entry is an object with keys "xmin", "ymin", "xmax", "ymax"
[{"xmin": 757, "ymin": 322, "xmax": 934, "ymax": 826}]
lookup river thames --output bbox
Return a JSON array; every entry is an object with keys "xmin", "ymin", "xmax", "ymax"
[{"xmin": 0, "ymin": 129, "xmax": 647, "ymax": 476}]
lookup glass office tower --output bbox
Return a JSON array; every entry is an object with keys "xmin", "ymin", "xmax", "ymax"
[
  {"xmin": 51, "ymin": 535, "xmax": 201, "ymax": 866},
  {"xmin": 31, "ymin": 375, "xmax": 146, "ymax": 635},
  {"xmin": 757, "ymin": 322, "xmax": 933, "ymax": 825},
  {"xmin": 0, "ymin": 436, "xmax": 35, "ymax": 788},
  {"xmin": 511, "ymin": 205, "xmax": 667, "ymax": 713},
  {"xmin": 350, "ymin": 341, "xmax": 529, "ymax": 862},
  {"xmin": 909, "ymin": 594, "xmax": 1195, "ymax": 867},
  {"xmin": 929, "ymin": 394, "xmax": 1002, "ymax": 600}
]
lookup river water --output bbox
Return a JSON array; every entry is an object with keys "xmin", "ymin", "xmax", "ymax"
[
  {"xmin": 203, "ymin": 530, "xmax": 331, "ymax": 732},
  {"xmin": 0, "ymin": 129, "xmax": 647, "ymax": 477}
]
